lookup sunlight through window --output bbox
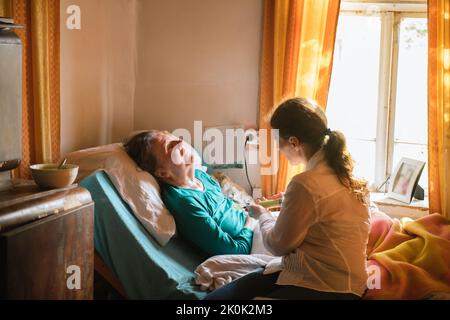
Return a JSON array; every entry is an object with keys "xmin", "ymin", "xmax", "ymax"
[{"xmin": 326, "ymin": 9, "xmax": 428, "ymax": 194}]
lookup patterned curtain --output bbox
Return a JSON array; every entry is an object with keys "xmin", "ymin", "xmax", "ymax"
[
  {"xmin": 259, "ymin": 0, "xmax": 341, "ymax": 196},
  {"xmin": 428, "ymin": 0, "xmax": 450, "ymax": 219},
  {"xmin": 0, "ymin": 0, "xmax": 60, "ymax": 178}
]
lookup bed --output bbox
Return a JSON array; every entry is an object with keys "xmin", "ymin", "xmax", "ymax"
[
  {"xmin": 70, "ymin": 143, "xmax": 449, "ymax": 300},
  {"xmin": 80, "ymin": 171, "xmax": 208, "ymax": 300}
]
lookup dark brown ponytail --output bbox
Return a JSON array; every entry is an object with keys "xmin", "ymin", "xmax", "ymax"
[
  {"xmin": 323, "ymin": 130, "xmax": 369, "ymax": 205},
  {"xmin": 270, "ymin": 98, "xmax": 369, "ymax": 206}
]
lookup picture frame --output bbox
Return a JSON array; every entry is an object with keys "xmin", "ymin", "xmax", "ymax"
[{"xmin": 387, "ymin": 157, "xmax": 426, "ymax": 204}]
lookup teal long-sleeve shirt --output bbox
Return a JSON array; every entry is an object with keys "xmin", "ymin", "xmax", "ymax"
[{"xmin": 161, "ymin": 170, "xmax": 253, "ymax": 256}]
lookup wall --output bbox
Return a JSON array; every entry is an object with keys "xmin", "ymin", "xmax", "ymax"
[
  {"xmin": 134, "ymin": 0, "xmax": 263, "ymax": 190},
  {"xmin": 60, "ymin": 0, "xmax": 137, "ymax": 156},
  {"xmin": 134, "ymin": 0, "xmax": 262, "ymax": 132},
  {"xmin": 60, "ymin": 0, "xmax": 263, "ymax": 191}
]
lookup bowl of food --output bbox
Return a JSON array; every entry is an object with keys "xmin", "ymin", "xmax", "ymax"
[{"xmin": 30, "ymin": 163, "xmax": 79, "ymax": 189}]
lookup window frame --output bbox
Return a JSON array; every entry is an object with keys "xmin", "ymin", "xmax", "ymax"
[
  {"xmin": 336, "ymin": 2, "xmax": 427, "ymax": 192},
  {"xmin": 386, "ymin": 11, "xmax": 428, "ymax": 191}
]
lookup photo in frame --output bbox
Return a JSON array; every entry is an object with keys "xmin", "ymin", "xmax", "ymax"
[{"xmin": 387, "ymin": 157, "xmax": 426, "ymax": 204}]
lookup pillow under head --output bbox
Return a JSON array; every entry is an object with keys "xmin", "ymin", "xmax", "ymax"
[{"xmin": 65, "ymin": 143, "xmax": 175, "ymax": 246}]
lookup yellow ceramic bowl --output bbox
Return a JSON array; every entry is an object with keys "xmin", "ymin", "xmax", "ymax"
[{"xmin": 30, "ymin": 164, "xmax": 79, "ymax": 189}]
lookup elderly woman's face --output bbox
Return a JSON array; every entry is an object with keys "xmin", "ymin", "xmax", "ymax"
[{"xmin": 151, "ymin": 133, "xmax": 195, "ymax": 183}]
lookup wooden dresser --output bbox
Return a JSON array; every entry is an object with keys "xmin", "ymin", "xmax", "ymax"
[{"xmin": 0, "ymin": 181, "xmax": 94, "ymax": 300}]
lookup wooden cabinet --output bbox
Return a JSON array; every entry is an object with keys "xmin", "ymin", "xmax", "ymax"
[{"xmin": 0, "ymin": 182, "xmax": 94, "ymax": 299}]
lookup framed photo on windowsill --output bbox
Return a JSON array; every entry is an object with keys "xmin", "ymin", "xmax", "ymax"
[{"xmin": 387, "ymin": 157, "xmax": 425, "ymax": 204}]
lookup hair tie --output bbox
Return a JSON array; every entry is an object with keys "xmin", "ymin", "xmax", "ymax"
[{"xmin": 325, "ymin": 128, "xmax": 332, "ymax": 136}]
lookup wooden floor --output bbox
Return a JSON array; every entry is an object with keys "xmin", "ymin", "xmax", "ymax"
[
  {"xmin": 94, "ymin": 253, "xmax": 127, "ymax": 300},
  {"xmin": 94, "ymin": 272, "xmax": 125, "ymax": 300}
]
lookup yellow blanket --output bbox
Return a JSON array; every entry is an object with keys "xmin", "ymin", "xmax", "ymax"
[{"xmin": 364, "ymin": 213, "xmax": 450, "ymax": 299}]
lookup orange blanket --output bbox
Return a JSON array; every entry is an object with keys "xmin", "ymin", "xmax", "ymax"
[{"xmin": 364, "ymin": 213, "xmax": 450, "ymax": 299}]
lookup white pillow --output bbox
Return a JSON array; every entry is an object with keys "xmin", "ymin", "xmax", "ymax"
[{"xmin": 65, "ymin": 143, "xmax": 175, "ymax": 246}]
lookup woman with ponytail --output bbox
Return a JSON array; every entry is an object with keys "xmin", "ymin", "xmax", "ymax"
[{"xmin": 206, "ymin": 98, "xmax": 370, "ymax": 300}]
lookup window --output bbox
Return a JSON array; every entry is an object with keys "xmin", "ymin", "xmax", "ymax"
[{"xmin": 326, "ymin": 1, "xmax": 428, "ymax": 194}]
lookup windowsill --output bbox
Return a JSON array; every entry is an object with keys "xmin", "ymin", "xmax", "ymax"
[{"xmin": 370, "ymin": 192, "xmax": 429, "ymax": 220}]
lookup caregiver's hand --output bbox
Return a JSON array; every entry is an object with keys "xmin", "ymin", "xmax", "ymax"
[{"xmin": 247, "ymin": 204, "xmax": 269, "ymax": 220}]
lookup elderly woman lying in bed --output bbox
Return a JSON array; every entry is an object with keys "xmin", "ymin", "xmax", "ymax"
[{"xmin": 124, "ymin": 131, "xmax": 258, "ymax": 256}]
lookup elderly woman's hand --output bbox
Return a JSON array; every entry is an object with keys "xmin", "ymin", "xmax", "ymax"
[{"xmin": 246, "ymin": 204, "xmax": 269, "ymax": 220}]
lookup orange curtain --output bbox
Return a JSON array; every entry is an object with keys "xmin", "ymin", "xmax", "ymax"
[
  {"xmin": 259, "ymin": 0, "xmax": 341, "ymax": 196},
  {"xmin": 0, "ymin": 0, "xmax": 11, "ymax": 16},
  {"xmin": 428, "ymin": 0, "xmax": 450, "ymax": 219},
  {"xmin": 0, "ymin": 0, "xmax": 60, "ymax": 178}
]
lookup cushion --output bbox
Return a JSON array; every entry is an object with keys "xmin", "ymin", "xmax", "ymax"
[{"xmin": 64, "ymin": 143, "xmax": 175, "ymax": 246}]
